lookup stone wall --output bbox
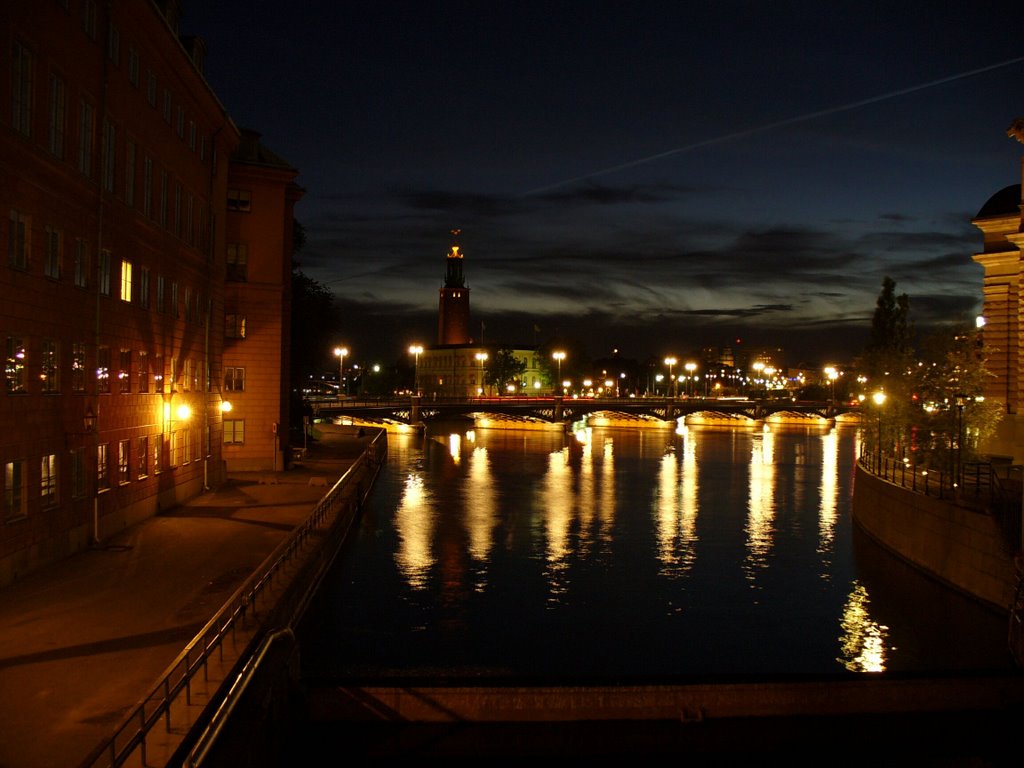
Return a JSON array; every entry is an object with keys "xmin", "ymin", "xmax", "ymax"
[{"xmin": 851, "ymin": 463, "xmax": 1018, "ymax": 613}]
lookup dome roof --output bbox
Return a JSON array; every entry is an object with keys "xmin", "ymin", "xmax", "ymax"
[{"xmin": 976, "ymin": 184, "xmax": 1021, "ymax": 219}]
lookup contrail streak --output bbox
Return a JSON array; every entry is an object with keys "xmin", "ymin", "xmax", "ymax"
[{"xmin": 525, "ymin": 56, "xmax": 1024, "ymax": 196}]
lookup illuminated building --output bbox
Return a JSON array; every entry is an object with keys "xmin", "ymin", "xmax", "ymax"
[
  {"xmin": 971, "ymin": 125, "xmax": 1024, "ymax": 459},
  {"xmin": 0, "ymin": 2, "xmax": 299, "ymax": 584},
  {"xmin": 419, "ymin": 231, "xmax": 544, "ymax": 397},
  {"xmin": 437, "ymin": 228, "xmax": 471, "ymax": 345}
]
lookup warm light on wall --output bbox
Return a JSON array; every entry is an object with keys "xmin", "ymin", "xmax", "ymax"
[
  {"xmin": 220, "ymin": 401, "xmax": 233, "ymax": 413},
  {"xmin": 175, "ymin": 403, "xmax": 192, "ymax": 421}
]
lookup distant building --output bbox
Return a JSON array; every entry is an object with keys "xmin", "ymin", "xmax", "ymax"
[
  {"xmin": 419, "ymin": 232, "xmax": 545, "ymax": 397},
  {"xmin": 0, "ymin": 2, "xmax": 299, "ymax": 585},
  {"xmin": 437, "ymin": 228, "xmax": 471, "ymax": 346}
]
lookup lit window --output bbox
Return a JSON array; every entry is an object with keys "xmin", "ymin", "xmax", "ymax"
[
  {"xmin": 224, "ymin": 419, "xmax": 244, "ymax": 445},
  {"xmin": 4, "ymin": 459, "xmax": 26, "ymax": 520},
  {"xmin": 136, "ymin": 436, "xmax": 148, "ymax": 478},
  {"xmin": 118, "ymin": 349, "xmax": 130, "ymax": 393},
  {"xmin": 225, "ymin": 314, "xmax": 246, "ymax": 339},
  {"xmin": 71, "ymin": 341, "xmax": 86, "ymax": 392},
  {"xmin": 40, "ymin": 339, "xmax": 58, "ymax": 393},
  {"xmin": 5, "ymin": 336, "xmax": 26, "ymax": 393},
  {"xmin": 224, "ymin": 366, "xmax": 245, "ymax": 391},
  {"xmin": 96, "ymin": 443, "xmax": 109, "ymax": 491},
  {"xmin": 41, "ymin": 454, "xmax": 57, "ymax": 507},
  {"xmin": 96, "ymin": 345, "xmax": 110, "ymax": 393},
  {"xmin": 117, "ymin": 440, "xmax": 130, "ymax": 484},
  {"xmin": 120, "ymin": 259, "xmax": 132, "ymax": 301}
]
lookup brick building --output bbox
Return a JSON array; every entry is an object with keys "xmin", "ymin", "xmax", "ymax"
[{"xmin": 0, "ymin": 1, "xmax": 300, "ymax": 584}]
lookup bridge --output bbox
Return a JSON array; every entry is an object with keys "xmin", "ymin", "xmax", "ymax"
[{"xmin": 309, "ymin": 396, "xmax": 863, "ymax": 429}]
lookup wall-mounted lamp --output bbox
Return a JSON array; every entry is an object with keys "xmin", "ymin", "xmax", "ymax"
[
  {"xmin": 220, "ymin": 400, "xmax": 233, "ymax": 413},
  {"xmin": 65, "ymin": 405, "xmax": 97, "ymax": 448},
  {"xmin": 83, "ymin": 405, "xmax": 96, "ymax": 433}
]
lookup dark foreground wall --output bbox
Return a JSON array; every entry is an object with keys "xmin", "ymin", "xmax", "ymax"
[{"xmin": 851, "ymin": 463, "xmax": 1018, "ymax": 613}]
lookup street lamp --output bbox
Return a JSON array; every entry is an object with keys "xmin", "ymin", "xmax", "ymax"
[
  {"xmin": 475, "ymin": 351, "xmax": 488, "ymax": 396},
  {"xmin": 552, "ymin": 351, "xmax": 565, "ymax": 393},
  {"xmin": 825, "ymin": 366, "xmax": 839, "ymax": 405},
  {"xmin": 664, "ymin": 356, "xmax": 677, "ymax": 398},
  {"xmin": 872, "ymin": 390, "xmax": 886, "ymax": 474},
  {"xmin": 333, "ymin": 346, "xmax": 348, "ymax": 398},
  {"xmin": 684, "ymin": 362, "xmax": 696, "ymax": 397},
  {"xmin": 408, "ymin": 344, "xmax": 423, "ymax": 395},
  {"xmin": 954, "ymin": 392, "xmax": 968, "ymax": 488}
]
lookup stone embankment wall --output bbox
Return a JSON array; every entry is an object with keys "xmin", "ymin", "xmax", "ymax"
[{"xmin": 851, "ymin": 464, "xmax": 1018, "ymax": 613}]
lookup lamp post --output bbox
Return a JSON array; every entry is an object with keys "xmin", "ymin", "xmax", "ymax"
[
  {"xmin": 684, "ymin": 362, "xmax": 696, "ymax": 397},
  {"xmin": 872, "ymin": 390, "xmax": 886, "ymax": 474},
  {"xmin": 408, "ymin": 344, "xmax": 423, "ymax": 395},
  {"xmin": 954, "ymin": 392, "xmax": 968, "ymax": 488},
  {"xmin": 825, "ymin": 366, "xmax": 839, "ymax": 406},
  {"xmin": 664, "ymin": 356, "xmax": 677, "ymax": 398},
  {"xmin": 333, "ymin": 346, "xmax": 348, "ymax": 398},
  {"xmin": 475, "ymin": 352, "xmax": 488, "ymax": 396},
  {"xmin": 552, "ymin": 351, "xmax": 565, "ymax": 394}
]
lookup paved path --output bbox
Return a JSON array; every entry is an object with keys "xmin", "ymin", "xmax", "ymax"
[{"xmin": 0, "ymin": 424, "xmax": 369, "ymax": 768}]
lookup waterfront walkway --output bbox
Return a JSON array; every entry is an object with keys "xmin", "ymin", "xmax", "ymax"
[{"xmin": 0, "ymin": 424, "xmax": 367, "ymax": 768}]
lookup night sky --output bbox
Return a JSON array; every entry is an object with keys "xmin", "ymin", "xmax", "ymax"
[{"xmin": 183, "ymin": 1, "xmax": 1024, "ymax": 368}]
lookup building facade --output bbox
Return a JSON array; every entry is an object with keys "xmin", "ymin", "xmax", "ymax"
[
  {"xmin": 222, "ymin": 129, "xmax": 303, "ymax": 471},
  {"xmin": 0, "ymin": 1, "xmax": 298, "ymax": 585},
  {"xmin": 972, "ymin": 127, "xmax": 1024, "ymax": 461}
]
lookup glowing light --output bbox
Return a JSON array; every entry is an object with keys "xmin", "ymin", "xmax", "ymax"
[{"xmin": 220, "ymin": 400, "xmax": 233, "ymax": 413}]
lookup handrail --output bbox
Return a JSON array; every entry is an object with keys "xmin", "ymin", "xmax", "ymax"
[
  {"xmin": 185, "ymin": 628, "xmax": 296, "ymax": 768},
  {"xmin": 77, "ymin": 428, "xmax": 388, "ymax": 768}
]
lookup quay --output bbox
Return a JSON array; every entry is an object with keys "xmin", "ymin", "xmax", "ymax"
[{"xmin": 1, "ymin": 421, "xmax": 1023, "ymax": 766}]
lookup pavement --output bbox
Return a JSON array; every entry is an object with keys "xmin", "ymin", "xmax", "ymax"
[{"xmin": 0, "ymin": 423, "xmax": 371, "ymax": 768}]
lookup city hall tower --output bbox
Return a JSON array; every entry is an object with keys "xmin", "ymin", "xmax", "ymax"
[{"xmin": 437, "ymin": 229, "xmax": 472, "ymax": 344}]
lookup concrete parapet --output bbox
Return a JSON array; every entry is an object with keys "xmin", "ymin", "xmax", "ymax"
[{"xmin": 851, "ymin": 463, "xmax": 1018, "ymax": 612}]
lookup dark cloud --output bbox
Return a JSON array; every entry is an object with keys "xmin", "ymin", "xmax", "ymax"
[{"xmin": 186, "ymin": 3, "xmax": 1019, "ymax": 371}]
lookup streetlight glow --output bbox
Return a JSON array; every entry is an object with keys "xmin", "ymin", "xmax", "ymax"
[
  {"xmin": 552, "ymin": 351, "xmax": 566, "ymax": 393},
  {"xmin": 664, "ymin": 356, "xmax": 677, "ymax": 398},
  {"xmin": 408, "ymin": 344, "xmax": 423, "ymax": 395},
  {"xmin": 333, "ymin": 346, "xmax": 349, "ymax": 397},
  {"xmin": 475, "ymin": 351, "xmax": 488, "ymax": 396}
]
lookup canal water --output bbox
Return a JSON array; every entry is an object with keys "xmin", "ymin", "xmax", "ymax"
[{"xmin": 298, "ymin": 420, "xmax": 1015, "ymax": 681}]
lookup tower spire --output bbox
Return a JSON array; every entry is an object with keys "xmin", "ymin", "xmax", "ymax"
[
  {"xmin": 438, "ymin": 229, "xmax": 471, "ymax": 344},
  {"xmin": 444, "ymin": 228, "xmax": 465, "ymax": 288}
]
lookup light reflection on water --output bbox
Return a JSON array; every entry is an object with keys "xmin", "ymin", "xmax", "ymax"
[{"xmin": 301, "ymin": 421, "xmax": 1014, "ymax": 679}]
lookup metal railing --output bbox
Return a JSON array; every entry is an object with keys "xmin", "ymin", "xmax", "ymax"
[
  {"xmin": 860, "ymin": 451, "xmax": 1022, "ymax": 555},
  {"xmin": 77, "ymin": 429, "xmax": 388, "ymax": 768}
]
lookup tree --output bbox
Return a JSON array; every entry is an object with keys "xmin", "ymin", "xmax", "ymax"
[
  {"xmin": 289, "ymin": 220, "xmax": 338, "ymax": 391},
  {"xmin": 485, "ymin": 348, "xmax": 528, "ymax": 395},
  {"xmin": 859, "ymin": 277, "xmax": 915, "ymax": 455},
  {"xmin": 910, "ymin": 323, "xmax": 1002, "ymax": 470}
]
